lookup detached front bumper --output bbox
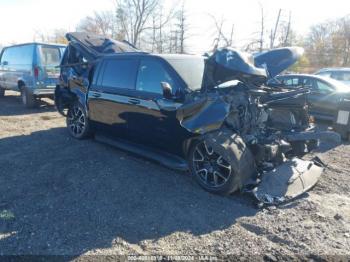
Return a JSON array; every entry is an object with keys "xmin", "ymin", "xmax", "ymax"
[
  {"xmin": 253, "ymin": 157, "xmax": 324, "ymax": 206},
  {"xmin": 251, "ymin": 129, "xmax": 340, "ymax": 207}
]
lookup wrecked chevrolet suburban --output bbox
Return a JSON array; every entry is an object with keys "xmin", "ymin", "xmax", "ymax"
[{"xmin": 55, "ymin": 32, "xmax": 339, "ymax": 205}]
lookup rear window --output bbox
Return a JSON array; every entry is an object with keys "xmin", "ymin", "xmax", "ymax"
[
  {"xmin": 39, "ymin": 46, "xmax": 63, "ymax": 66},
  {"xmin": 1, "ymin": 45, "xmax": 34, "ymax": 65},
  {"xmin": 332, "ymin": 71, "xmax": 350, "ymax": 81},
  {"xmin": 317, "ymin": 71, "xmax": 332, "ymax": 78}
]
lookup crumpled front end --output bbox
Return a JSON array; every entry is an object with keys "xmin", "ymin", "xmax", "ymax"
[{"xmin": 178, "ymin": 47, "xmax": 341, "ymax": 205}]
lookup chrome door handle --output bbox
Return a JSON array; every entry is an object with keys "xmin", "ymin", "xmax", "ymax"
[{"xmin": 129, "ymin": 98, "xmax": 140, "ymax": 105}]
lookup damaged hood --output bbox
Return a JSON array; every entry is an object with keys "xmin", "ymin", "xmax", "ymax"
[
  {"xmin": 254, "ymin": 47, "xmax": 304, "ymax": 78},
  {"xmin": 204, "ymin": 47, "xmax": 304, "ymax": 88},
  {"xmin": 66, "ymin": 32, "xmax": 140, "ymax": 61},
  {"xmin": 204, "ymin": 48, "xmax": 267, "ymax": 87}
]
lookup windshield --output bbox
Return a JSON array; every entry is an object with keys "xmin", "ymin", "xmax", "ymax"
[
  {"xmin": 39, "ymin": 45, "xmax": 64, "ymax": 66},
  {"xmin": 163, "ymin": 56, "xmax": 205, "ymax": 91}
]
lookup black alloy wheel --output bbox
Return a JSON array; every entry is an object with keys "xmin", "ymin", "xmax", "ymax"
[
  {"xmin": 67, "ymin": 103, "xmax": 90, "ymax": 139},
  {"xmin": 191, "ymin": 141, "xmax": 233, "ymax": 188}
]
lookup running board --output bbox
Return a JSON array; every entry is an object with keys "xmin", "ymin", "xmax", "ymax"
[{"xmin": 95, "ymin": 134, "xmax": 189, "ymax": 171}]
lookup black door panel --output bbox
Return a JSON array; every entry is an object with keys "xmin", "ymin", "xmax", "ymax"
[
  {"xmin": 87, "ymin": 58, "xmax": 139, "ymax": 138},
  {"xmin": 88, "ymin": 90, "xmax": 134, "ymax": 138},
  {"xmin": 126, "ymin": 92, "xmax": 189, "ymax": 155},
  {"xmin": 126, "ymin": 57, "xmax": 189, "ymax": 155}
]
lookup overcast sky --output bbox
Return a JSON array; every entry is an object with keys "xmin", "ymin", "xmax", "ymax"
[{"xmin": 1, "ymin": 0, "xmax": 349, "ymax": 53}]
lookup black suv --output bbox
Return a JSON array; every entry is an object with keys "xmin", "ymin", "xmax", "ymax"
[{"xmin": 55, "ymin": 33, "xmax": 333, "ymax": 200}]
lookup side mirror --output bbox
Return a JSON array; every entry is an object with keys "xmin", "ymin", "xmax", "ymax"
[
  {"xmin": 161, "ymin": 82, "xmax": 173, "ymax": 100},
  {"xmin": 2, "ymin": 61, "xmax": 8, "ymax": 66}
]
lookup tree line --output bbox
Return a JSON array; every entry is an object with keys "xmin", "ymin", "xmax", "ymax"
[
  {"xmin": 300, "ymin": 15, "xmax": 350, "ymax": 72},
  {"xmin": 77, "ymin": 0, "xmax": 188, "ymax": 54},
  {"xmin": 1, "ymin": 0, "xmax": 348, "ymax": 72}
]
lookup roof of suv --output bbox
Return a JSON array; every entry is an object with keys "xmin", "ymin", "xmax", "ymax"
[
  {"xmin": 157, "ymin": 54, "xmax": 204, "ymax": 60},
  {"xmin": 100, "ymin": 52, "xmax": 202, "ymax": 61}
]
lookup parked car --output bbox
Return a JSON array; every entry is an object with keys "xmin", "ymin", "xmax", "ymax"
[
  {"xmin": 267, "ymin": 74, "xmax": 350, "ymax": 121},
  {"xmin": 55, "ymin": 33, "xmax": 337, "ymax": 203},
  {"xmin": 0, "ymin": 43, "xmax": 66, "ymax": 107},
  {"xmin": 315, "ymin": 68, "xmax": 350, "ymax": 86}
]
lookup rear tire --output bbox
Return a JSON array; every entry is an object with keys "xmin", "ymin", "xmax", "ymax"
[
  {"xmin": 188, "ymin": 131, "xmax": 256, "ymax": 195},
  {"xmin": 0, "ymin": 88, "xmax": 5, "ymax": 97},
  {"xmin": 21, "ymin": 87, "xmax": 37, "ymax": 108},
  {"xmin": 66, "ymin": 101, "xmax": 91, "ymax": 139}
]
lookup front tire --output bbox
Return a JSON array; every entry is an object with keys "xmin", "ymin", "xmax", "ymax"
[
  {"xmin": 188, "ymin": 131, "xmax": 256, "ymax": 195},
  {"xmin": 66, "ymin": 102, "xmax": 91, "ymax": 139}
]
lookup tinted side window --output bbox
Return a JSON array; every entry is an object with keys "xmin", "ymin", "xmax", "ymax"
[
  {"xmin": 331, "ymin": 71, "xmax": 343, "ymax": 80},
  {"xmin": 315, "ymin": 80, "xmax": 334, "ymax": 93},
  {"xmin": 1, "ymin": 45, "xmax": 33, "ymax": 65},
  {"xmin": 331, "ymin": 71, "xmax": 350, "ymax": 81},
  {"xmin": 1, "ymin": 48, "xmax": 11, "ymax": 64},
  {"xmin": 136, "ymin": 59, "xmax": 175, "ymax": 94},
  {"xmin": 301, "ymin": 78, "xmax": 313, "ymax": 88},
  {"xmin": 39, "ymin": 46, "xmax": 62, "ymax": 66},
  {"xmin": 1, "ymin": 47, "xmax": 17, "ymax": 65},
  {"xmin": 282, "ymin": 77, "xmax": 299, "ymax": 87},
  {"xmin": 101, "ymin": 59, "xmax": 138, "ymax": 90},
  {"xmin": 317, "ymin": 71, "xmax": 332, "ymax": 78},
  {"xmin": 343, "ymin": 72, "xmax": 350, "ymax": 81}
]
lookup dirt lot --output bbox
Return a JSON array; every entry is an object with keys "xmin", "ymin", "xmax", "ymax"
[{"xmin": 0, "ymin": 90, "xmax": 349, "ymax": 260}]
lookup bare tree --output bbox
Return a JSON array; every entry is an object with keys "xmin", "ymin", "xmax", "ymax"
[
  {"xmin": 259, "ymin": 2, "xmax": 265, "ymax": 51},
  {"xmin": 33, "ymin": 29, "xmax": 68, "ymax": 44},
  {"xmin": 115, "ymin": 0, "xmax": 160, "ymax": 46},
  {"xmin": 51, "ymin": 29, "xmax": 68, "ymax": 44},
  {"xmin": 300, "ymin": 15, "xmax": 350, "ymax": 69},
  {"xmin": 337, "ymin": 16, "xmax": 350, "ymax": 66},
  {"xmin": 244, "ymin": 2, "xmax": 266, "ymax": 52},
  {"xmin": 77, "ymin": 11, "xmax": 116, "ymax": 38},
  {"xmin": 283, "ymin": 11, "xmax": 292, "ymax": 46},
  {"xmin": 175, "ymin": 3, "xmax": 188, "ymax": 54},
  {"xmin": 270, "ymin": 9, "xmax": 282, "ymax": 48},
  {"xmin": 210, "ymin": 15, "xmax": 234, "ymax": 52},
  {"xmin": 140, "ymin": 2, "xmax": 177, "ymax": 53}
]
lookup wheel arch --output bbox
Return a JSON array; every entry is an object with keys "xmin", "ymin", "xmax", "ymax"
[{"xmin": 182, "ymin": 136, "xmax": 201, "ymax": 157}]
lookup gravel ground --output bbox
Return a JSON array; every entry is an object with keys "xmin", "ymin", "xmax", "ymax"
[{"xmin": 0, "ymin": 91, "xmax": 349, "ymax": 260}]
